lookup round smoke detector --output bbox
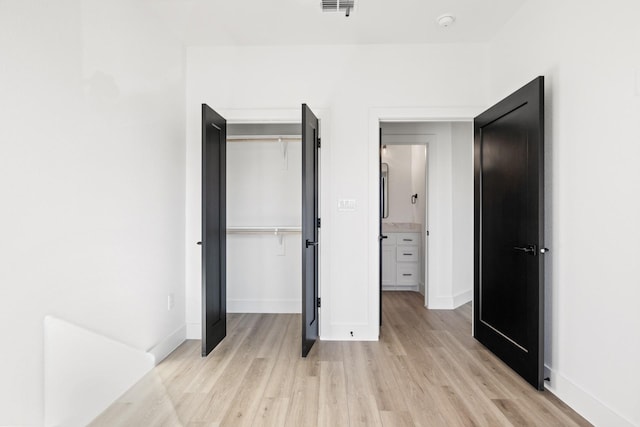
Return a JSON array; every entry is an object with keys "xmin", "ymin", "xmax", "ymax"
[{"xmin": 437, "ymin": 14, "xmax": 456, "ymax": 27}]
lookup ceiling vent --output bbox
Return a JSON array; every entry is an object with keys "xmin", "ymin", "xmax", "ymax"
[{"xmin": 322, "ymin": 0, "xmax": 354, "ymax": 17}]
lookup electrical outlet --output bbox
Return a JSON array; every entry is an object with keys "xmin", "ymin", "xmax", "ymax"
[{"xmin": 167, "ymin": 293, "xmax": 175, "ymax": 311}]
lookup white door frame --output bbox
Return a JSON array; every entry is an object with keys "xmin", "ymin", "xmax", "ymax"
[
  {"xmin": 369, "ymin": 107, "xmax": 481, "ymax": 332},
  {"xmin": 186, "ymin": 107, "xmax": 330, "ymax": 339}
]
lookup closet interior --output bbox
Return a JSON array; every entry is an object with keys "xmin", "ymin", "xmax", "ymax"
[{"xmin": 226, "ymin": 123, "xmax": 302, "ymax": 313}]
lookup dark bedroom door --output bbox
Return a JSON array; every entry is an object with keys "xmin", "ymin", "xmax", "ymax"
[{"xmin": 473, "ymin": 76, "xmax": 547, "ymax": 390}]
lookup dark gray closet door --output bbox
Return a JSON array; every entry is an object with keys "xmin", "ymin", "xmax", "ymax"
[
  {"xmin": 201, "ymin": 104, "xmax": 227, "ymax": 357},
  {"xmin": 301, "ymin": 104, "xmax": 320, "ymax": 357}
]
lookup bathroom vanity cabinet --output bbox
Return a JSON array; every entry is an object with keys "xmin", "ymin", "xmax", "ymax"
[{"xmin": 382, "ymin": 231, "xmax": 421, "ymax": 290}]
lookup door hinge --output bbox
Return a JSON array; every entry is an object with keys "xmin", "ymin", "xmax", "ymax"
[
  {"xmin": 317, "ymin": 297, "xmax": 321, "ymax": 308},
  {"xmin": 317, "ymin": 218, "xmax": 321, "ymax": 228},
  {"xmin": 317, "ymin": 137, "xmax": 321, "ymax": 148}
]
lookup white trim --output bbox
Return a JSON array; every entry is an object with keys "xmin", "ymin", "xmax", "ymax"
[
  {"xmin": 369, "ymin": 107, "xmax": 483, "ymax": 333},
  {"xmin": 186, "ymin": 322, "xmax": 201, "ymax": 340},
  {"xmin": 218, "ymin": 108, "xmax": 302, "ymax": 123},
  {"xmin": 320, "ymin": 334, "xmax": 379, "ymax": 342},
  {"xmin": 382, "ymin": 286, "xmax": 419, "ymax": 292},
  {"xmin": 426, "ymin": 290, "xmax": 473, "ymax": 310},
  {"xmin": 190, "ymin": 106, "xmax": 330, "ymax": 340},
  {"xmin": 545, "ymin": 366, "xmax": 636, "ymax": 427},
  {"xmin": 453, "ymin": 289, "xmax": 473, "ymax": 308},
  {"xmin": 147, "ymin": 325, "xmax": 186, "ymax": 365},
  {"xmin": 227, "ymin": 299, "xmax": 301, "ymax": 314}
]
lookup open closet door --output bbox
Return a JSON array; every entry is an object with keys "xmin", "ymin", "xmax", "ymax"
[
  {"xmin": 474, "ymin": 77, "xmax": 546, "ymax": 389},
  {"xmin": 301, "ymin": 104, "xmax": 320, "ymax": 357},
  {"xmin": 201, "ymin": 104, "xmax": 227, "ymax": 357}
]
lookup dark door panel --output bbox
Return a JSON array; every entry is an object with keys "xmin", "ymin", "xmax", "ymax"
[
  {"xmin": 302, "ymin": 104, "xmax": 319, "ymax": 357},
  {"xmin": 202, "ymin": 104, "xmax": 227, "ymax": 357},
  {"xmin": 474, "ymin": 77, "xmax": 545, "ymax": 389}
]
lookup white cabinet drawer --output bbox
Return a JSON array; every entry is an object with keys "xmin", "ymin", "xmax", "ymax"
[
  {"xmin": 397, "ymin": 263, "xmax": 419, "ymax": 285},
  {"xmin": 396, "ymin": 246, "xmax": 418, "ymax": 262},
  {"xmin": 396, "ymin": 233, "xmax": 420, "ymax": 245}
]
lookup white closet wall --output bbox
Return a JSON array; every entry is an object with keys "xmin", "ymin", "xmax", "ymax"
[{"xmin": 226, "ymin": 125, "xmax": 302, "ymax": 313}]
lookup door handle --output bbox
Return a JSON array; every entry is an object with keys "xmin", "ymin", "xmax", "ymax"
[
  {"xmin": 196, "ymin": 241, "xmax": 202, "ymax": 245},
  {"xmin": 306, "ymin": 240, "xmax": 318, "ymax": 248},
  {"xmin": 379, "ymin": 235, "xmax": 388, "ymax": 241},
  {"xmin": 513, "ymin": 244, "xmax": 537, "ymax": 255}
]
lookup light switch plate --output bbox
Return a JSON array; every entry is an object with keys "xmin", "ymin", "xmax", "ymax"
[{"xmin": 338, "ymin": 199, "xmax": 356, "ymax": 211}]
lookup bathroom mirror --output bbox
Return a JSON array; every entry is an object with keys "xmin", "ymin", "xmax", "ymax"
[{"xmin": 381, "ymin": 163, "xmax": 389, "ymax": 218}]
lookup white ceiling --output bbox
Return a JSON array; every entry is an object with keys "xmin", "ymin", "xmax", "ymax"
[{"xmin": 144, "ymin": 0, "xmax": 527, "ymax": 46}]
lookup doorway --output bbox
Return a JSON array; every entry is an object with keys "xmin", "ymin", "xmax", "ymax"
[
  {"xmin": 225, "ymin": 122, "xmax": 303, "ymax": 316},
  {"xmin": 200, "ymin": 106, "xmax": 324, "ymax": 358},
  {"xmin": 378, "ymin": 120, "xmax": 474, "ymax": 317}
]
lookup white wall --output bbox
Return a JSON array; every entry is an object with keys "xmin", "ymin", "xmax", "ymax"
[
  {"xmin": 451, "ymin": 122, "xmax": 474, "ymax": 302},
  {"xmin": 410, "ymin": 145, "xmax": 428, "ymax": 289},
  {"xmin": 185, "ymin": 44, "xmax": 489, "ymax": 341},
  {"xmin": 410, "ymin": 144, "xmax": 428, "ymax": 230},
  {"xmin": 0, "ymin": 1, "xmax": 186, "ymax": 424},
  {"xmin": 226, "ymin": 139, "xmax": 301, "ymax": 313},
  {"xmin": 490, "ymin": 1, "xmax": 640, "ymax": 425}
]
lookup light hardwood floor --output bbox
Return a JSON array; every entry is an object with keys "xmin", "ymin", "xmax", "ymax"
[{"xmin": 91, "ymin": 292, "xmax": 591, "ymax": 426}]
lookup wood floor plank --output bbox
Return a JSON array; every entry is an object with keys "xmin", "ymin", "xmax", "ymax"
[
  {"xmin": 252, "ymin": 397, "xmax": 290, "ymax": 426},
  {"xmin": 346, "ymin": 393, "xmax": 383, "ymax": 426},
  {"xmin": 317, "ymin": 361, "xmax": 350, "ymax": 427},
  {"xmin": 379, "ymin": 410, "xmax": 415, "ymax": 427},
  {"xmin": 283, "ymin": 360, "xmax": 320, "ymax": 427},
  {"xmin": 220, "ymin": 357, "xmax": 273, "ymax": 426},
  {"xmin": 91, "ymin": 291, "xmax": 591, "ymax": 427}
]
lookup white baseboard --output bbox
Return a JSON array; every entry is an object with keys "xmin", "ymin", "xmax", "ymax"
[
  {"xmin": 382, "ymin": 285, "xmax": 419, "ymax": 292},
  {"xmin": 147, "ymin": 325, "xmax": 186, "ymax": 365},
  {"xmin": 320, "ymin": 334, "xmax": 379, "ymax": 341},
  {"xmin": 452, "ymin": 290, "xmax": 472, "ymax": 308},
  {"xmin": 320, "ymin": 328, "xmax": 378, "ymax": 341},
  {"xmin": 428, "ymin": 289, "xmax": 472, "ymax": 310},
  {"xmin": 545, "ymin": 366, "xmax": 636, "ymax": 427},
  {"xmin": 186, "ymin": 322, "xmax": 201, "ymax": 340},
  {"xmin": 228, "ymin": 298, "xmax": 301, "ymax": 314}
]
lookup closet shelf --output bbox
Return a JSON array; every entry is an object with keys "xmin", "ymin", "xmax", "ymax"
[
  {"xmin": 227, "ymin": 135, "xmax": 301, "ymax": 143},
  {"xmin": 226, "ymin": 226, "xmax": 301, "ymax": 234}
]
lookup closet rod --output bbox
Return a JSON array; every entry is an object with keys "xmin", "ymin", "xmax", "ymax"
[
  {"xmin": 227, "ymin": 135, "xmax": 301, "ymax": 143},
  {"xmin": 227, "ymin": 226, "xmax": 301, "ymax": 234}
]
